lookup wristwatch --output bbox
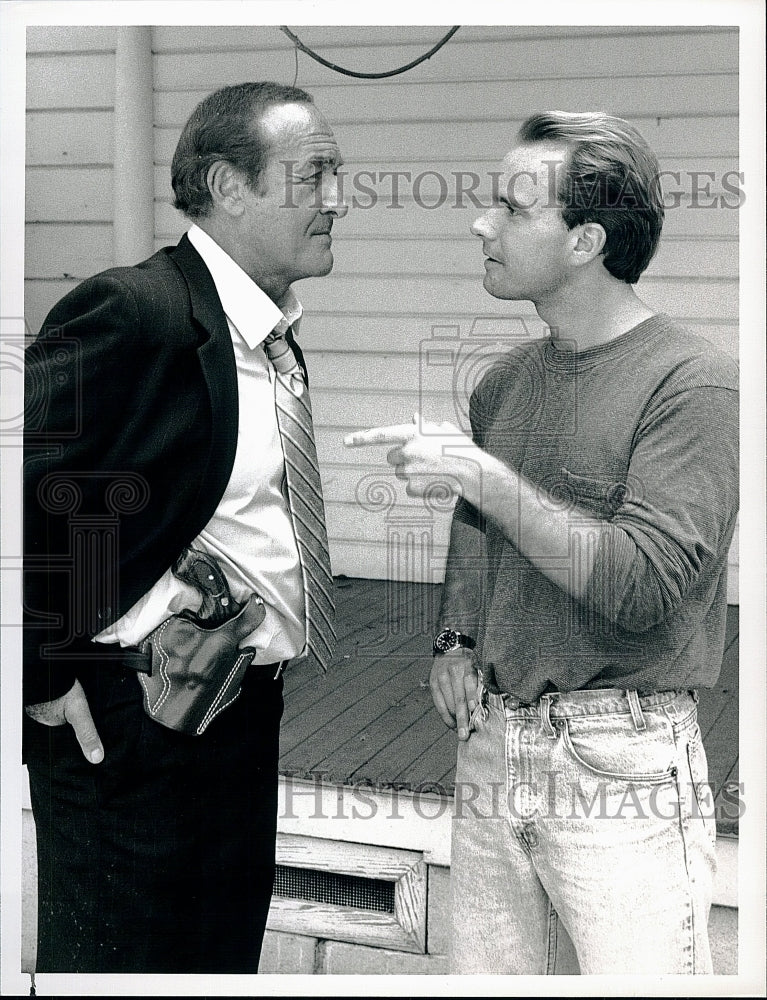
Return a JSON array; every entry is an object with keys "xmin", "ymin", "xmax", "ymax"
[{"xmin": 433, "ymin": 628, "xmax": 476, "ymax": 656}]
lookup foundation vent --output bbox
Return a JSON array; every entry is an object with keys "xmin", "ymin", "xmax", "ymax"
[{"xmin": 273, "ymin": 864, "xmax": 396, "ymax": 913}]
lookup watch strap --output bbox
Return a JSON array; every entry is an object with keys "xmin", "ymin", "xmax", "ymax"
[{"xmin": 433, "ymin": 628, "xmax": 476, "ymax": 655}]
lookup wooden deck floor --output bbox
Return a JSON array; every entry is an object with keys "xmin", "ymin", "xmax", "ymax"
[{"xmin": 281, "ymin": 577, "xmax": 740, "ymax": 835}]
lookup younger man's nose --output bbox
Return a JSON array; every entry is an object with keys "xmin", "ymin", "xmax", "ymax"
[{"xmin": 471, "ymin": 213, "xmax": 493, "ymax": 239}]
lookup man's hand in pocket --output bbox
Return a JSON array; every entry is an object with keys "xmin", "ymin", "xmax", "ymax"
[{"xmin": 26, "ymin": 679, "xmax": 104, "ymax": 763}]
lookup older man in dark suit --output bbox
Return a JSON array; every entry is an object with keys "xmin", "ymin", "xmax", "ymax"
[{"xmin": 23, "ymin": 81, "xmax": 346, "ymax": 974}]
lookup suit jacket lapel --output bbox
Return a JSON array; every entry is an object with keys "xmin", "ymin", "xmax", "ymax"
[{"xmin": 168, "ymin": 234, "xmax": 239, "ymax": 499}]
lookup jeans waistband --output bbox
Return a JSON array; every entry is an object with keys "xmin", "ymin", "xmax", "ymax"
[{"xmin": 491, "ymin": 687, "xmax": 695, "ymax": 736}]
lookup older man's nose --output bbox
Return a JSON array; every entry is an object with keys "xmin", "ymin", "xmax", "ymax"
[{"xmin": 322, "ymin": 175, "xmax": 348, "ymax": 218}]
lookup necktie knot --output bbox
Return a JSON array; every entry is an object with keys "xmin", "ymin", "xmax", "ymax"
[{"xmin": 264, "ymin": 330, "xmax": 298, "ymax": 375}]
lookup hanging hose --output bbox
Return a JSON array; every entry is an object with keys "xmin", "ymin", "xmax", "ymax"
[{"xmin": 279, "ymin": 26, "xmax": 460, "ymax": 80}]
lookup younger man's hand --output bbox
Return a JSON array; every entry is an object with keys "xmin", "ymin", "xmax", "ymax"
[
  {"xmin": 429, "ymin": 649, "xmax": 480, "ymax": 741},
  {"xmin": 344, "ymin": 413, "xmax": 475, "ymax": 499}
]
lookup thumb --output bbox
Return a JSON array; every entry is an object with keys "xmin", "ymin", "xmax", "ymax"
[
  {"xmin": 63, "ymin": 680, "xmax": 104, "ymax": 764},
  {"xmin": 233, "ymin": 594, "xmax": 267, "ymax": 640}
]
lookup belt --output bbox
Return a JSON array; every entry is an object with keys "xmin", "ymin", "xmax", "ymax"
[{"xmin": 120, "ymin": 646, "xmax": 287, "ymax": 681}]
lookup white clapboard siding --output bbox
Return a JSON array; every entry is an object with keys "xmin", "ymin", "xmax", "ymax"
[
  {"xmin": 26, "ymin": 111, "xmax": 114, "ymax": 165},
  {"xmin": 152, "ymin": 29, "xmax": 737, "ymax": 85},
  {"xmin": 155, "ymin": 75, "xmax": 738, "ymax": 127},
  {"xmin": 25, "ymin": 27, "xmax": 116, "ymax": 338},
  {"xmin": 26, "ymin": 26, "xmax": 118, "ymax": 52},
  {"xmin": 26, "ymin": 52, "xmax": 116, "ymax": 108},
  {"xmin": 151, "ymin": 24, "xmax": 732, "ymax": 50},
  {"xmin": 25, "ymin": 280, "xmax": 79, "ymax": 336},
  {"xmin": 155, "ymin": 115, "xmax": 739, "ymax": 163},
  {"xmin": 25, "ymin": 25, "xmax": 739, "ymax": 596},
  {"xmin": 25, "ymin": 224, "xmax": 113, "ymax": 280},
  {"xmin": 26, "ymin": 167, "xmax": 113, "ymax": 222}
]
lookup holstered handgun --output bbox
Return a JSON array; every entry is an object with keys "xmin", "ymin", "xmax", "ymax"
[{"xmin": 138, "ymin": 548, "xmax": 266, "ymax": 735}]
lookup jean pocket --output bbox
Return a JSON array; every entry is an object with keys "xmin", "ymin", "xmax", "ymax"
[{"xmin": 560, "ymin": 714, "xmax": 677, "ymax": 783}]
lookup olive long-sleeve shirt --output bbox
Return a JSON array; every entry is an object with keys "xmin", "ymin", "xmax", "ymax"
[{"xmin": 439, "ymin": 314, "xmax": 739, "ymax": 700}]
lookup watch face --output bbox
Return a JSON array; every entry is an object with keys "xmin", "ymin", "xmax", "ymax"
[{"xmin": 435, "ymin": 629, "xmax": 458, "ymax": 653}]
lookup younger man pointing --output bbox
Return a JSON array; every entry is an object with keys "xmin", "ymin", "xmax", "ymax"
[{"xmin": 346, "ymin": 112, "xmax": 738, "ymax": 974}]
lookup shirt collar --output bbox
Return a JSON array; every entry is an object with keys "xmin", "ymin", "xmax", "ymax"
[{"xmin": 187, "ymin": 224, "xmax": 303, "ymax": 349}]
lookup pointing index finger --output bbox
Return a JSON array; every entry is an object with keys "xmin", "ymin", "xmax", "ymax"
[{"xmin": 344, "ymin": 424, "xmax": 418, "ymax": 447}]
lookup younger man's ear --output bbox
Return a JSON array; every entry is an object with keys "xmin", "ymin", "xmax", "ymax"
[
  {"xmin": 206, "ymin": 161, "xmax": 247, "ymax": 216},
  {"xmin": 572, "ymin": 222, "xmax": 607, "ymax": 265}
]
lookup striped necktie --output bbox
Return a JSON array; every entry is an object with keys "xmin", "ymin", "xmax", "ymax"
[{"xmin": 264, "ymin": 328, "xmax": 336, "ymax": 673}]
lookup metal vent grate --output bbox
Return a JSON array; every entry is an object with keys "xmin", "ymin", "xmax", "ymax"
[{"xmin": 274, "ymin": 864, "xmax": 395, "ymax": 913}]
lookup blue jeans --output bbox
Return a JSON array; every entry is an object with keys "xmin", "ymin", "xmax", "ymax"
[{"xmin": 450, "ymin": 688, "xmax": 717, "ymax": 974}]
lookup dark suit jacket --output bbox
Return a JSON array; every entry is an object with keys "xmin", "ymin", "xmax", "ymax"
[{"xmin": 23, "ymin": 234, "xmax": 306, "ymax": 708}]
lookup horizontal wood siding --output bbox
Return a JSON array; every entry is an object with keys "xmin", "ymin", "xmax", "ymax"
[
  {"xmin": 25, "ymin": 27, "xmax": 116, "ymax": 336},
  {"xmin": 25, "ymin": 25, "xmax": 739, "ymax": 594}
]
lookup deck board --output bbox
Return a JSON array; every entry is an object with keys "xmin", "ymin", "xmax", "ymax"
[
  {"xmin": 281, "ymin": 632, "xmax": 418, "ymax": 729},
  {"xmin": 351, "ymin": 698, "xmax": 449, "ymax": 789},
  {"xmin": 281, "ymin": 580, "xmax": 431, "ymax": 723},
  {"xmin": 280, "ymin": 578, "xmax": 739, "ymax": 834},
  {"xmin": 311, "ymin": 681, "xmax": 434, "ymax": 782},
  {"xmin": 282, "ymin": 655, "xmax": 428, "ymax": 768}
]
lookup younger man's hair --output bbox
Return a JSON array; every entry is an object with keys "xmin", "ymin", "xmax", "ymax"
[{"xmin": 519, "ymin": 111, "xmax": 664, "ymax": 284}]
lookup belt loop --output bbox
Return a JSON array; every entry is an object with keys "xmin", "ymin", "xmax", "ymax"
[
  {"xmin": 539, "ymin": 693, "xmax": 557, "ymax": 739},
  {"xmin": 626, "ymin": 689, "xmax": 646, "ymax": 731}
]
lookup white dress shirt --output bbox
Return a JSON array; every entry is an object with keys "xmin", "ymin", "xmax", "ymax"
[{"xmin": 95, "ymin": 224, "xmax": 307, "ymax": 664}]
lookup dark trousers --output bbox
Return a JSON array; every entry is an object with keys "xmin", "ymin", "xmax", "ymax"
[{"xmin": 26, "ymin": 659, "xmax": 283, "ymax": 973}]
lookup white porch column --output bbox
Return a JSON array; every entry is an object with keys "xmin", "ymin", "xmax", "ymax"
[{"xmin": 113, "ymin": 26, "xmax": 154, "ymax": 265}]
